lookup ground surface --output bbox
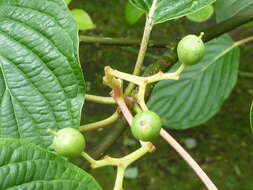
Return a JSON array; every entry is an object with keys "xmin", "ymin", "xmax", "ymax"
[{"xmin": 71, "ymin": 0, "xmax": 253, "ymax": 189}]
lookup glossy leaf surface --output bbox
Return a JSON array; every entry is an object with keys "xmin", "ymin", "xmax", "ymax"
[
  {"xmin": 0, "ymin": 0, "xmax": 85, "ymax": 148},
  {"xmin": 0, "ymin": 138, "xmax": 101, "ymax": 190},
  {"xmin": 129, "ymin": 0, "xmax": 215, "ymax": 24},
  {"xmin": 215, "ymin": 0, "xmax": 253, "ymax": 22}
]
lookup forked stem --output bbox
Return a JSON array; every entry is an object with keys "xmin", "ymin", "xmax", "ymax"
[
  {"xmin": 81, "ymin": 145, "xmax": 151, "ymax": 190},
  {"xmin": 125, "ymin": 0, "xmax": 158, "ymax": 95}
]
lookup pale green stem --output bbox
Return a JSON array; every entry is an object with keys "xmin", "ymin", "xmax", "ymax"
[
  {"xmin": 108, "ymin": 68, "xmax": 143, "ymax": 85},
  {"xmin": 125, "ymin": 0, "xmax": 157, "ymax": 96},
  {"xmin": 80, "ymin": 111, "xmax": 119, "ymax": 132},
  {"xmin": 133, "ymin": 104, "xmax": 143, "ymax": 114},
  {"xmin": 85, "ymin": 94, "xmax": 116, "ymax": 104},
  {"xmin": 107, "ymin": 64, "xmax": 185, "ymax": 86},
  {"xmin": 137, "ymin": 84, "xmax": 149, "ymax": 111},
  {"xmin": 81, "ymin": 145, "xmax": 150, "ymax": 169},
  {"xmin": 147, "ymin": 63, "xmax": 185, "ymax": 83},
  {"xmin": 114, "ymin": 166, "xmax": 126, "ymax": 190},
  {"xmin": 80, "ymin": 152, "xmax": 98, "ymax": 166},
  {"xmin": 81, "ymin": 145, "xmax": 151, "ymax": 190},
  {"xmin": 239, "ymin": 71, "xmax": 253, "ymax": 78},
  {"xmin": 199, "ymin": 32, "xmax": 205, "ymax": 39},
  {"xmin": 121, "ymin": 144, "xmax": 151, "ymax": 164},
  {"xmin": 81, "ymin": 152, "xmax": 118, "ymax": 168},
  {"xmin": 107, "ymin": 64, "xmax": 185, "ymax": 112},
  {"xmin": 47, "ymin": 129, "xmax": 58, "ymax": 136}
]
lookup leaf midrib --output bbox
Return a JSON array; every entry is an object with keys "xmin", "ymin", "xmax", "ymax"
[{"xmin": 0, "ymin": 61, "xmax": 23, "ymax": 138}]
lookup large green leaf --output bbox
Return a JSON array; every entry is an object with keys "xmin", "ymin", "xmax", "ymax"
[
  {"xmin": 148, "ymin": 36, "xmax": 240, "ymax": 129},
  {"xmin": 215, "ymin": 0, "xmax": 253, "ymax": 22},
  {"xmin": 0, "ymin": 0, "xmax": 85, "ymax": 148},
  {"xmin": 129, "ymin": 0, "xmax": 216, "ymax": 24},
  {"xmin": 0, "ymin": 138, "xmax": 101, "ymax": 190},
  {"xmin": 250, "ymin": 101, "xmax": 253, "ymax": 135}
]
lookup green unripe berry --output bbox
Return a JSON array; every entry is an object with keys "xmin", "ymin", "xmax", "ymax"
[
  {"xmin": 177, "ymin": 34, "xmax": 205, "ymax": 65},
  {"xmin": 131, "ymin": 111, "xmax": 162, "ymax": 142},
  {"xmin": 52, "ymin": 128, "xmax": 85, "ymax": 158}
]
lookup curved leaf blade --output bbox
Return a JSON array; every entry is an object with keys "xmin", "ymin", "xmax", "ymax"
[
  {"xmin": 186, "ymin": 4, "xmax": 214, "ymax": 23},
  {"xmin": 0, "ymin": 138, "xmax": 102, "ymax": 190},
  {"xmin": 71, "ymin": 9, "xmax": 96, "ymax": 31},
  {"xmin": 129, "ymin": 0, "xmax": 216, "ymax": 24},
  {"xmin": 0, "ymin": 0, "xmax": 85, "ymax": 148},
  {"xmin": 215, "ymin": 0, "xmax": 253, "ymax": 22},
  {"xmin": 125, "ymin": 2, "xmax": 145, "ymax": 25},
  {"xmin": 148, "ymin": 35, "xmax": 240, "ymax": 129}
]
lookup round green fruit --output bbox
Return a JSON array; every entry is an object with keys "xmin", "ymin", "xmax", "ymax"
[
  {"xmin": 177, "ymin": 34, "xmax": 205, "ymax": 65},
  {"xmin": 131, "ymin": 111, "xmax": 162, "ymax": 142},
  {"xmin": 52, "ymin": 128, "xmax": 85, "ymax": 158}
]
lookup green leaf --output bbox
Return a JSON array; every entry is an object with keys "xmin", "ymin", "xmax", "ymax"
[
  {"xmin": 64, "ymin": 0, "xmax": 72, "ymax": 5},
  {"xmin": 129, "ymin": 0, "xmax": 216, "ymax": 24},
  {"xmin": 186, "ymin": 4, "xmax": 214, "ymax": 23},
  {"xmin": 71, "ymin": 9, "xmax": 96, "ymax": 31},
  {"xmin": 215, "ymin": 0, "xmax": 253, "ymax": 22},
  {"xmin": 125, "ymin": 2, "xmax": 144, "ymax": 24},
  {"xmin": 0, "ymin": 138, "xmax": 102, "ymax": 190},
  {"xmin": 148, "ymin": 35, "xmax": 240, "ymax": 129},
  {"xmin": 0, "ymin": 0, "xmax": 85, "ymax": 148},
  {"xmin": 250, "ymin": 101, "xmax": 253, "ymax": 135}
]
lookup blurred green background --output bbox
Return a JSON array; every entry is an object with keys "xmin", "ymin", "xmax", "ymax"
[{"xmin": 70, "ymin": 0, "xmax": 253, "ymax": 189}]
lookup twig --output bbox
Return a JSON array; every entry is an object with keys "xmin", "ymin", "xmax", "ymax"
[
  {"xmin": 125, "ymin": 0, "xmax": 157, "ymax": 96},
  {"xmin": 80, "ymin": 111, "xmax": 120, "ymax": 132},
  {"xmin": 79, "ymin": 35, "xmax": 171, "ymax": 48},
  {"xmin": 81, "ymin": 143, "xmax": 151, "ymax": 190},
  {"xmin": 160, "ymin": 129, "xmax": 218, "ymax": 190},
  {"xmin": 239, "ymin": 71, "xmax": 253, "ymax": 78},
  {"xmin": 107, "ymin": 64, "xmax": 185, "ymax": 112},
  {"xmin": 85, "ymin": 94, "xmax": 116, "ymax": 104},
  {"xmin": 79, "ymin": 7, "xmax": 253, "ymax": 48}
]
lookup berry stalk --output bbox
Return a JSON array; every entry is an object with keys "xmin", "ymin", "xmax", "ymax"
[{"xmin": 160, "ymin": 129, "xmax": 218, "ymax": 190}]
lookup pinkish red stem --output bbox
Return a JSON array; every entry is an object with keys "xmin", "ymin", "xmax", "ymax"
[
  {"xmin": 160, "ymin": 129, "xmax": 218, "ymax": 190},
  {"xmin": 116, "ymin": 98, "xmax": 133, "ymax": 125},
  {"xmin": 112, "ymin": 88, "xmax": 217, "ymax": 189},
  {"xmin": 112, "ymin": 88, "xmax": 133, "ymax": 125}
]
